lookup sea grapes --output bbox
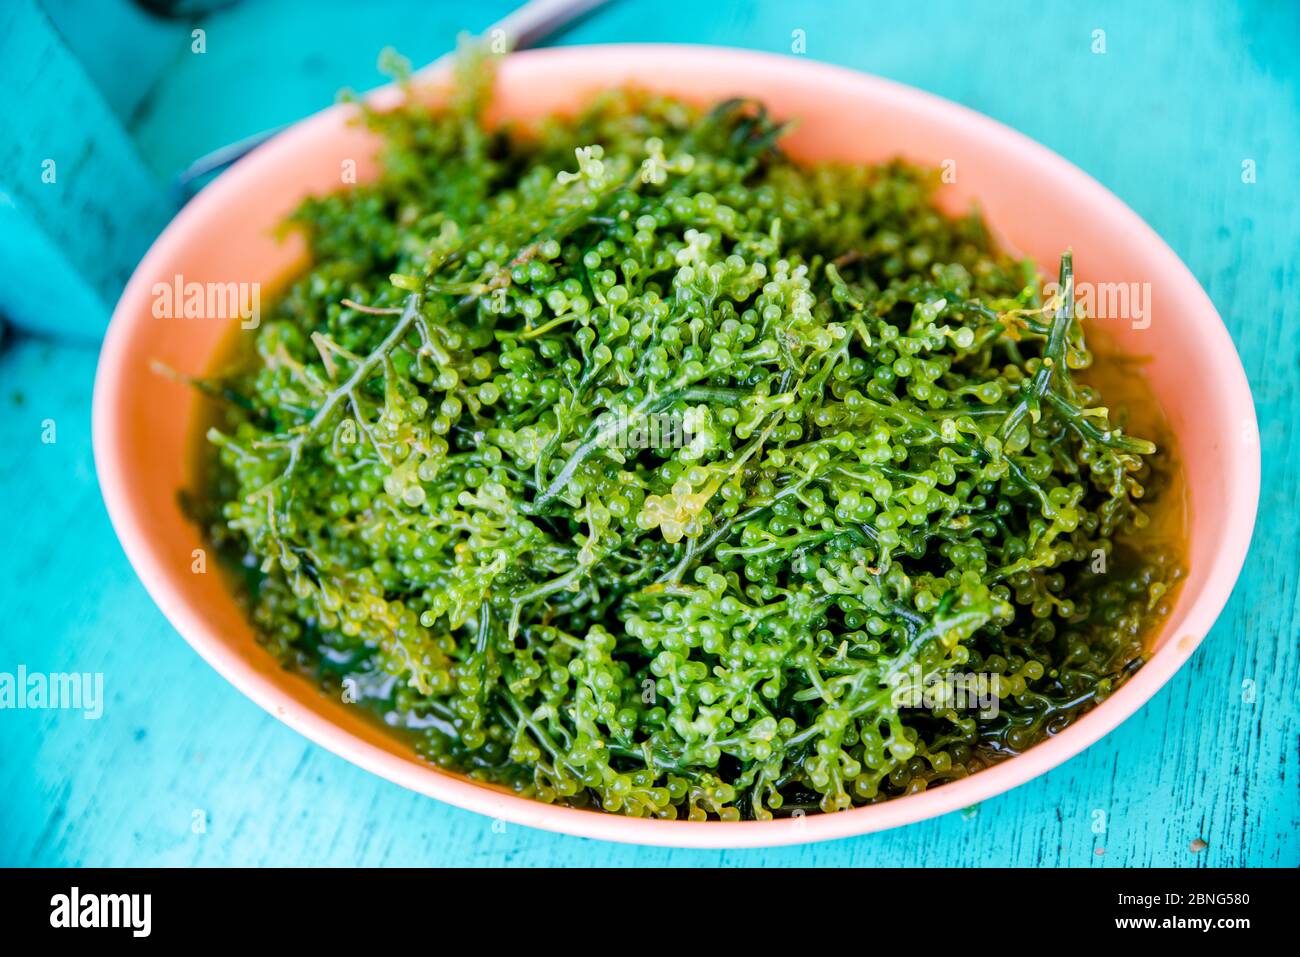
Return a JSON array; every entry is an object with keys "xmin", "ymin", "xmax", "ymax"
[{"xmin": 199, "ymin": 51, "xmax": 1182, "ymax": 819}]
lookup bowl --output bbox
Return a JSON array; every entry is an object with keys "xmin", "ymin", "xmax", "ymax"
[{"xmin": 93, "ymin": 44, "xmax": 1259, "ymax": 847}]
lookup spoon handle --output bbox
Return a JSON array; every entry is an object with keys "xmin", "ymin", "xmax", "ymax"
[{"xmin": 173, "ymin": 0, "xmax": 614, "ymax": 196}]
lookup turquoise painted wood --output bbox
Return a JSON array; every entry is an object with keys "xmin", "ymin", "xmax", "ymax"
[
  {"xmin": 0, "ymin": 0, "xmax": 1295, "ymax": 867},
  {"xmin": 0, "ymin": 0, "xmax": 173, "ymax": 340}
]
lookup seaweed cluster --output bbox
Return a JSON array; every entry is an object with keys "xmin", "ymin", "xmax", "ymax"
[{"xmin": 200, "ymin": 52, "xmax": 1181, "ymax": 819}]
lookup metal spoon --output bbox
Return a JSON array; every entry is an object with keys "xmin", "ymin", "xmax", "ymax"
[{"xmin": 173, "ymin": 0, "xmax": 613, "ymax": 196}]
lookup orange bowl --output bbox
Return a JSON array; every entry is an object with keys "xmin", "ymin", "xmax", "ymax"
[{"xmin": 93, "ymin": 45, "xmax": 1259, "ymax": 847}]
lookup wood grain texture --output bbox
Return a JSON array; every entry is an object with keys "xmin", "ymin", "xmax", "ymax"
[
  {"xmin": 0, "ymin": 0, "xmax": 172, "ymax": 339},
  {"xmin": 0, "ymin": 0, "xmax": 1295, "ymax": 867}
]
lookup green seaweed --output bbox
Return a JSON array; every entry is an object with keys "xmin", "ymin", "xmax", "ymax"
[{"xmin": 196, "ymin": 51, "xmax": 1181, "ymax": 820}]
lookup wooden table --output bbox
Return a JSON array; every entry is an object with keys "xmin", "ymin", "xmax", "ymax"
[{"xmin": 0, "ymin": 0, "xmax": 1295, "ymax": 866}]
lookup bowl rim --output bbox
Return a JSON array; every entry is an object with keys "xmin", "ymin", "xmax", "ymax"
[{"xmin": 94, "ymin": 43, "xmax": 1260, "ymax": 849}]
